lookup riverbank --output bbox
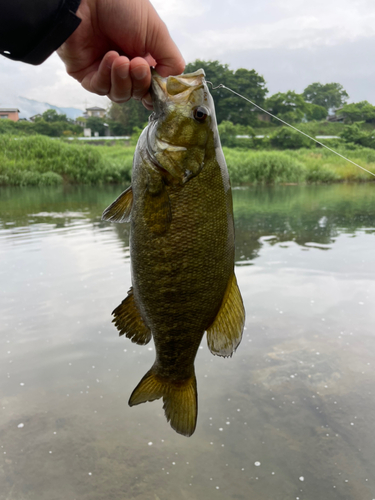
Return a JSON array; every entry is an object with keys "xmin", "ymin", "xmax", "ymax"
[{"xmin": 1, "ymin": 134, "xmax": 374, "ymax": 186}]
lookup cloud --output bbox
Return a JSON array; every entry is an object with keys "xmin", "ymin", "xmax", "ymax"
[
  {"xmin": 1, "ymin": 0, "xmax": 375, "ymax": 108},
  {"xmin": 0, "ymin": 53, "xmax": 110, "ymax": 109},
  {"xmin": 152, "ymin": 0, "xmax": 211, "ymax": 24},
  {"xmin": 177, "ymin": 0, "xmax": 375, "ymax": 56},
  {"xmin": 224, "ymin": 38, "xmax": 375, "ymax": 103}
]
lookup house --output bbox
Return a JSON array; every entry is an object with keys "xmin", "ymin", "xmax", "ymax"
[
  {"xmin": 29, "ymin": 114, "xmax": 42, "ymax": 122},
  {"xmin": 85, "ymin": 106, "xmax": 106, "ymax": 118},
  {"xmin": 257, "ymin": 112, "xmax": 271, "ymax": 123},
  {"xmin": 327, "ymin": 115, "xmax": 344, "ymax": 123},
  {"xmin": 76, "ymin": 116, "xmax": 87, "ymax": 127},
  {"xmin": 327, "ymin": 108, "xmax": 344, "ymax": 123},
  {"xmin": 0, "ymin": 108, "xmax": 20, "ymax": 121}
]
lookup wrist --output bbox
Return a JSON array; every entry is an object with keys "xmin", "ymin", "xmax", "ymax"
[{"xmin": 75, "ymin": 0, "xmax": 100, "ymax": 36}]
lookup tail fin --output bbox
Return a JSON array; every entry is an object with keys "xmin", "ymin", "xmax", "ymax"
[{"xmin": 129, "ymin": 368, "xmax": 197, "ymax": 437}]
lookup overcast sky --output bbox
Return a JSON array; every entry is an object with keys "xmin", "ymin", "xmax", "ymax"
[{"xmin": 1, "ymin": 0, "xmax": 375, "ymax": 111}]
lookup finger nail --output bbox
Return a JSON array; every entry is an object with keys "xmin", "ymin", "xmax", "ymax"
[
  {"xmin": 132, "ymin": 66, "xmax": 149, "ymax": 81},
  {"xmin": 117, "ymin": 64, "xmax": 129, "ymax": 79}
]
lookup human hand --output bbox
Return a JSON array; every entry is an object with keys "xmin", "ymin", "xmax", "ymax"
[{"xmin": 57, "ymin": 0, "xmax": 185, "ymax": 109}]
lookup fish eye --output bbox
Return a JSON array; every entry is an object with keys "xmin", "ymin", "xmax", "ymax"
[{"xmin": 193, "ymin": 106, "xmax": 209, "ymax": 122}]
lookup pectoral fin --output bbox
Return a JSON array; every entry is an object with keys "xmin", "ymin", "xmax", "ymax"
[
  {"xmin": 206, "ymin": 273, "xmax": 245, "ymax": 357},
  {"xmin": 143, "ymin": 185, "xmax": 172, "ymax": 235},
  {"xmin": 102, "ymin": 186, "xmax": 133, "ymax": 223},
  {"xmin": 112, "ymin": 288, "xmax": 151, "ymax": 345}
]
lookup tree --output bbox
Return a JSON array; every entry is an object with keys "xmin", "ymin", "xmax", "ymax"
[
  {"xmin": 184, "ymin": 60, "xmax": 268, "ymax": 126},
  {"xmin": 269, "ymin": 127, "xmax": 313, "ymax": 149},
  {"xmin": 106, "ymin": 119, "xmax": 128, "ymax": 136},
  {"xmin": 86, "ymin": 116, "xmax": 106, "ymax": 136},
  {"xmin": 217, "ymin": 120, "xmax": 255, "ymax": 147},
  {"xmin": 42, "ymin": 109, "xmax": 68, "ymax": 122},
  {"xmin": 340, "ymin": 123, "xmax": 375, "ymax": 149},
  {"xmin": 305, "ymin": 103, "xmax": 328, "ymax": 121},
  {"xmin": 108, "ymin": 98, "xmax": 150, "ymax": 135},
  {"xmin": 107, "ymin": 60, "xmax": 268, "ymax": 129},
  {"xmin": 225, "ymin": 68, "xmax": 269, "ymax": 126},
  {"xmin": 339, "ymin": 101, "xmax": 375, "ymax": 124},
  {"xmin": 33, "ymin": 120, "xmax": 82, "ymax": 137},
  {"xmin": 265, "ymin": 91, "xmax": 308, "ymax": 123},
  {"xmin": 303, "ymin": 82, "xmax": 348, "ymax": 111}
]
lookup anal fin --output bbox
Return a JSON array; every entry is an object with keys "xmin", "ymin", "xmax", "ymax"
[
  {"xmin": 112, "ymin": 288, "xmax": 151, "ymax": 345},
  {"xmin": 206, "ymin": 273, "xmax": 245, "ymax": 357},
  {"xmin": 102, "ymin": 185, "xmax": 133, "ymax": 223}
]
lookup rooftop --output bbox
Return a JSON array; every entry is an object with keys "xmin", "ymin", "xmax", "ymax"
[{"xmin": 86, "ymin": 106, "xmax": 106, "ymax": 111}]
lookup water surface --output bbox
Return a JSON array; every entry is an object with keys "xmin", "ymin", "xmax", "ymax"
[{"xmin": 1, "ymin": 184, "xmax": 375, "ymax": 500}]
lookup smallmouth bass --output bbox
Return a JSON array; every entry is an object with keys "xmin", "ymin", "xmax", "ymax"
[{"xmin": 102, "ymin": 69, "xmax": 245, "ymax": 437}]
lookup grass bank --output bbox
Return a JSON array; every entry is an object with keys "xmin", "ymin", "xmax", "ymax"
[
  {"xmin": 0, "ymin": 135, "xmax": 133, "ymax": 186},
  {"xmin": 224, "ymin": 146, "xmax": 375, "ymax": 184},
  {"xmin": 1, "ymin": 134, "xmax": 374, "ymax": 186}
]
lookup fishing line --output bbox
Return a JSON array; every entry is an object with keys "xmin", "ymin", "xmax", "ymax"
[{"xmin": 206, "ymin": 82, "xmax": 375, "ymax": 179}]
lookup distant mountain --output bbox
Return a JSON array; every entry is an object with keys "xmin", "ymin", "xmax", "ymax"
[{"xmin": 4, "ymin": 97, "xmax": 84, "ymax": 120}]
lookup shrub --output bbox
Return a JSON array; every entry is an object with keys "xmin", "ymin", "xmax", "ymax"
[
  {"xmin": 0, "ymin": 135, "xmax": 132, "ymax": 186},
  {"xmin": 218, "ymin": 121, "xmax": 255, "ymax": 148},
  {"xmin": 269, "ymin": 127, "xmax": 313, "ymax": 149},
  {"xmin": 340, "ymin": 123, "xmax": 375, "ymax": 149},
  {"xmin": 224, "ymin": 149, "xmax": 306, "ymax": 184}
]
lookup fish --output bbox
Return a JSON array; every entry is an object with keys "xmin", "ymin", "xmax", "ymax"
[{"xmin": 102, "ymin": 69, "xmax": 245, "ymax": 437}]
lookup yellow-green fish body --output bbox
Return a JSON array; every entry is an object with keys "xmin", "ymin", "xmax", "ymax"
[{"xmin": 102, "ymin": 70, "xmax": 245, "ymax": 436}]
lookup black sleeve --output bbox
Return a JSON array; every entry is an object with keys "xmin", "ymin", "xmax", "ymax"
[{"xmin": 0, "ymin": 0, "xmax": 82, "ymax": 65}]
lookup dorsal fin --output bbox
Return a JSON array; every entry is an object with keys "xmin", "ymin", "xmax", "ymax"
[{"xmin": 102, "ymin": 186, "xmax": 133, "ymax": 223}]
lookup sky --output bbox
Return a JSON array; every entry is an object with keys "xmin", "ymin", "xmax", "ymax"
[{"xmin": 1, "ymin": 0, "xmax": 375, "ymax": 113}]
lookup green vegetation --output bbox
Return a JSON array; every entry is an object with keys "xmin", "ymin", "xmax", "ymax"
[
  {"xmin": 288, "ymin": 147, "xmax": 375, "ymax": 182},
  {"xmin": 2, "ymin": 59, "xmax": 375, "ymax": 186},
  {"xmin": 265, "ymin": 91, "xmax": 327, "ymax": 124},
  {"xmin": 0, "ymin": 109, "xmax": 82, "ymax": 137},
  {"xmin": 105, "ymin": 60, "xmax": 375, "ymax": 139},
  {"xmin": 108, "ymin": 98, "xmax": 150, "ymax": 135},
  {"xmin": 0, "ymin": 135, "xmax": 133, "ymax": 186},
  {"xmin": 339, "ymin": 123, "xmax": 375, "ymax": 149},
  {"xmin": 339, "ymin": 101, "xmax": 375, "ymax": 124},
  {"xmin": 185, "ymin": 60, "xmax": 268, "ymax": 126},
  {"xmin": 224, "ymin": 147, "xmax": 375, "ymax": 184},
  {"xmin": 1, "ymin": 134, "xmax": 374, "ymax": 187},
  {"xmin": 268, "ymin": 128, "xmax": 314, "ymax": 150},
  {"xmin": 224, "ymin": 149, "xmax": 306, "ymax": 184},
  {"xmin": 302, "ymin": 82, "xmax": 349, "ymax": 110}
]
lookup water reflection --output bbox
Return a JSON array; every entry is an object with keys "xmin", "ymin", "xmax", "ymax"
[
  {"xmin": 233, "ymin": 184, "xmax": 375, "ymax": 263},
  {"xmin": 0, "ymin": 184, "xmax": 375, "ymax": 499}
]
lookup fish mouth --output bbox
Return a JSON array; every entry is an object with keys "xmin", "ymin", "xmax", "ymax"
[{"xmin": 151, "ymin": 68, "xmax": 206, "ymax": 108}]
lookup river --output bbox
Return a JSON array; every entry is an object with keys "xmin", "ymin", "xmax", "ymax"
[{"xmin": 0, "ymin": 184, "xmax": 374, "ymax": 500}]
